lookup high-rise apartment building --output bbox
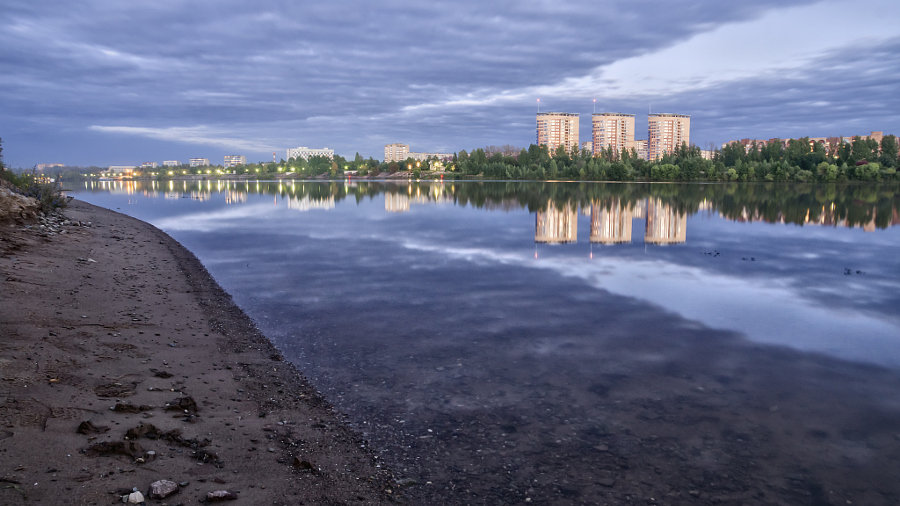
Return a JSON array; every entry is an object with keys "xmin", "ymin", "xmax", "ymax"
[
  {"xmin": 536, "ymin": 113, "xmax": 579, "ymax": 154},
  {"xmin": 647, "ymin": 113, "xmax": 690, "ymax": 160},
  {"xmin": 592, "ymin": 113, "xmax": 635, "ymax": 158},
  {"xmin": 224, "ymin": 155, "xmax": 246, "ymax": 168},
  {"xmin": 384, "ymin": 143, "xmax": 410, "ymax": 162},
  {"xmin": 189, "ymin": 158, "xmax": 210, "ymax": 167}
]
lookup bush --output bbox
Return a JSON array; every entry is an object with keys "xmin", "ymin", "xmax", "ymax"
[{"xmin": 1, "ymin": 170, "xmax": 67, "ymax": 212}]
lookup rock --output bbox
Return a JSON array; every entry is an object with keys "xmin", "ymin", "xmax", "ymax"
[
  {"xmin": 206, "ymin": 489, "xmax": 238, "ymax": 501},
  {"xmin": 125, "ymin": 490, "xmax": 145, "ymax": 503},
  {"xmin": 0, "ymin": 187, "xmax": 40, "ymax": 224},
  {"xmin": 76, "ymin": 420, "xmax": 110, "ymax": 435},
  {"xmin": 149, "ymin": 479, "xmax": 178, "ymax": 499},
  {"xmin": 293, "ymin": 457, "xmax": 314, "ymax": 471}
]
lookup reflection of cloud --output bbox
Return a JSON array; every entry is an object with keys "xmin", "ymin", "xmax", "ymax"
[
  {"xmin": 400, "ymin": 238, "xmax": 900, "ymax": 368},
  {"xmin": 155, "ymin": 203, "xmax": 276, "ymax": 232}
]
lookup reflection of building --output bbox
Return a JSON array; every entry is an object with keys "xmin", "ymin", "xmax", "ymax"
[
  {"xmin": 648, "ymin": 113, "xmax": 690, "ymax": 160},
  {"xmin": 287, "ymin": 195, "xmax": 335, "ymax": 211},
  {"xmin": 385, "ymin": 193, "xmax": 410, "ymax": 213},
  {"xmin": 225, "ymin": 191, "xmax": 248, "ymax": 205},
  {"xmin": 592, "ymin": 113, "xmax": 635, "ymax": 158},
  {"xmin": 224, "ymin": 155, "xmax": 246, "ymax": 168},
  {"xmin": 535, "ymin": 202, "xmax": 578, "ymax": 243},
  {"xmin": 537, "ymin": 112, "xmax": 580, "ymax": 154},
  {"xmin": 286, "ymin": 146, "xmax": 334, "ymax": 160},
  {"xmin": 590, "ymin": 200, "xmax": 633, "ymax": 244},
  {"xmin": 645, "ymin": 198, "xmax": 687, "ymax": 244}
]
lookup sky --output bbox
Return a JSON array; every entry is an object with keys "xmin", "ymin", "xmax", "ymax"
[{"xmin": 2, "ymin": 0, "xmax": 899, "ymax": 168}]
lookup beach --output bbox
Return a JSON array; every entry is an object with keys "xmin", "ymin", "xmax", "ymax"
[{"xmin": 0, "ymin": 199, "xmax": 394, "ymax": 504}]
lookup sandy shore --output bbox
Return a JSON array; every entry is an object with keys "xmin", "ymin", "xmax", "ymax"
[{"xmin": 0, "ymin": 200, "xmax": 395, "ymax": 504}]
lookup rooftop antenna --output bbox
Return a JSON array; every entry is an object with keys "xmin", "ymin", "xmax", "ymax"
[
  {"xmin": 537, "ymin": 98, "xmax": 541, "ymax": 113},
  {"xmin": 593, "ymin": 98, "xmax": 597, "ymax": 114}
]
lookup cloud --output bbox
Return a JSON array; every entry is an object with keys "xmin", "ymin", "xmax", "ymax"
[
  {"xmin": 1, "ymin": 0, "xmax": 898, "ymax": 166},
  {"xmin": 88, "ymin": 125, "xmax": 282, "ymax": 153}
]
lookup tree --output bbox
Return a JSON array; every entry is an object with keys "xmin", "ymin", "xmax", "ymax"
[
  {"xmin": 850, "ymin": 136, "xmax": 873, "ymax": 164},
  {"xmin": 880, "ymin": 135, "xmax": 898, "ymax": 168}
]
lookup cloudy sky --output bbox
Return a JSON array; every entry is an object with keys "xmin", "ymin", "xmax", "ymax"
[{"xmin": 2, "ymin": 0, "xmax": 899, "ymax": 167}]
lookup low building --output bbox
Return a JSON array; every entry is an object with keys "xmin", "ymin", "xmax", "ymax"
[
  {"xmin": 224, "ymin": 155, "xmax": 246, "ymax": 168},
  {"xmin": 286, "ymin": 146, "xmax": 334, "ymax": 160},
  {"xmin": 189, "ymin": 158, "xmax": 210, "ymax": 167},
  {"xmin": 633, "ymin": 140, "xmax": 649, "ymax": 160},
  {"xmin": 35, "ymin": 163, "xmax": 64, "ymax": 171},
  {"xmin": 108, "ymin": 165, "xmax": 136, "ymax": 176},
  {"xmin": 163, "ymin": 160, "xmax": 180, "ymax": 167},
  {"xmin": 385, "ymin": 143, "xmax": 453, "ymax": 163},
  {"xmin": 141, "ymin": 162, "xmax": 159, "ymax": 169}
]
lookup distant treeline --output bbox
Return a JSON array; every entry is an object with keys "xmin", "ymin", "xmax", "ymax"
[
  {"xmin": 448, "ymin": 135, "xmax": 898, "ymax": 182},
  {"xmin": 47, "ymin": 133, "xmax": 900, "ymax": 183}
]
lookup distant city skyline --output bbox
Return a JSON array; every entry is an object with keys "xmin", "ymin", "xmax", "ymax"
[{"xmin": 2, "ymin": 0, "xmax": 899, "ymax": 168}]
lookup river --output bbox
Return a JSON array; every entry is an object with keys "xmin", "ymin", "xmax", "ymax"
[{"xmin": 72, "ymin": 179, "xmax": 900, "ymax": 505}]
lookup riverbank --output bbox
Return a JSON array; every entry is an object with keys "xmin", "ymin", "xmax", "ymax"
[{"xmin": 0, "ymin": 199, "xmax": 395, "ymax": 504}]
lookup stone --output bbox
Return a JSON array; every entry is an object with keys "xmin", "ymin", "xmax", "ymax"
[
  {"xmin": 149, "ymin": 479, "xmax": 178, "ymax": 499},
  {"xmin": 206, "ymin": 489, "xmax": 238, "ymax": 501},
  {"xmin": 125, "ymin": 490, "xmax": 145, "ymax": 503}
]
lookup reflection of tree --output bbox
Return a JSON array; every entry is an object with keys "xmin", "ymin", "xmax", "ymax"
[{"xmin": 88, "ymin": 180, "xmax": 900, "ymax": 231}]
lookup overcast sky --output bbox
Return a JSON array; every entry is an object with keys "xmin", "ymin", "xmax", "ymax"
[{"xmin": 2, "ymin": 0, "xmax": 899, "ymax": 167}]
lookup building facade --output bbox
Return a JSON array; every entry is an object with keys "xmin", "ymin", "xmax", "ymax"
[
  {"xmin": 384, "ymin": 143, "xmax": 410, "ymax": 162},
  {"xmin": 162, "ymin": 160, "xmax": 180, "ymax": 167},
  {"xmin": 592, "ymin": 113, "xmax": 635, "ymax": 158},
  {"xmin": 648, "ymin": 113, "xmax": 690, "ymax": 160},
  {"xmin": 223, "ymin": 155, "xmax": 247, "ymax": 168},
  {"xmin": 286, "ymin": 146, "xmax": 334, "ymax": 160},
  {"xmin": 536, "ymin": 112, "xmax": 580, "ymax": 154},
  {"xmin": 384, "ymin": 144, "xmax": 454, "ymax": 163},
  {"xmin": 189, "ymin": 158, "xmax": 210, "ymax": 167}
]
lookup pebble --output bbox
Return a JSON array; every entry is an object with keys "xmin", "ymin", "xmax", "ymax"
[
  {"xmin": 206, "ymin": 489, "xmax": 238, "ymax": 501},
  {"xmin": 124, "ymin": 490, "xmax": 145, "ymax": 503}
]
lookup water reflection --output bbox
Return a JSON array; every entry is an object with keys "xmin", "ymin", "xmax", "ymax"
[
  {"xmin": 80, "ymin": 179, "xmax": 900, "ymax": 245},
  {"xmin": 535, "ymin": 201, "xmax": 578, "ymax": 243}
]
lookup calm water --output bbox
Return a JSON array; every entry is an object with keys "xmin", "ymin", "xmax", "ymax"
[{"xmin": 73, "ymin": 180, "xmax": 900, "ymax": 505}]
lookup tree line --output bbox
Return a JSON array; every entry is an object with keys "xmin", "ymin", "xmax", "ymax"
[{"xmin": 450, "ymin": 135, "xmax": 898, "ymax": 182}]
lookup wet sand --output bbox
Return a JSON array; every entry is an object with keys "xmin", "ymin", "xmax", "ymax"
[{"xmin": 0, "ymin": 200, "xmax": 394, "ymax": 504}]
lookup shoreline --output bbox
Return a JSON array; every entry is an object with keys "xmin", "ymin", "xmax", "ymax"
[{"xmin": 0, "ymin": 200, "xmax": 395, "ymax": 504}]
